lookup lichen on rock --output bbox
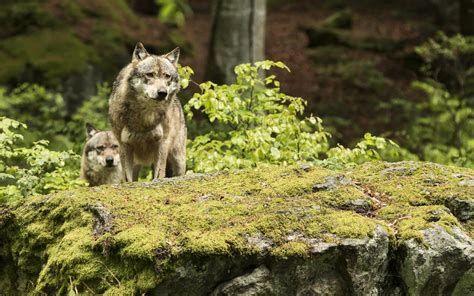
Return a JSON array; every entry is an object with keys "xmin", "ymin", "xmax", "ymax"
[{"xmin": 0, "ymin": 161, "xmax": 472, "ymax": 295}]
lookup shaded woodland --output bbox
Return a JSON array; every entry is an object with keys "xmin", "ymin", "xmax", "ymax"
[{"xmin": 0, "ymin": 0, "xmax": 473, "ymax": 198}]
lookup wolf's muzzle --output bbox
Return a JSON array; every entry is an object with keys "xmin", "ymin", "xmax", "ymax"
[
  {"xmin": 151, "ymin": 90, "xmax": 168, "ymax": 101},
  {"xmin": 106, "ymin": 156, "xmax": 115, "ymax": 167},
  {"xmin": 154, "ymin": 90, "xmax": 167, "ymax": 101}
]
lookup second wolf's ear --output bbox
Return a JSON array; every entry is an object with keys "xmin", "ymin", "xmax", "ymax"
[
  {"xmin": 132, "ymin": 42, "xmax": 149, "ymax": 62},
  {"xmin": 163, "ymin": 47, "xmax": 180, "ymax": 66},
  {"xmin": 86, "ymin": 123, "xmax": 99, "ymax": 139}
]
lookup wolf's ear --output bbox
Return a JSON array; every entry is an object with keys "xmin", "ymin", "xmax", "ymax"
[
  {"xmin": 86, "ymin": 123, "xmax": 99, "ymax": 139},
  {"xmin": 163, "ymin": 47, "xmax": 180, "ymax": 66},
  {"xmin": 132, "ymin": 42, "xmax": 149, "ymax": 62}
]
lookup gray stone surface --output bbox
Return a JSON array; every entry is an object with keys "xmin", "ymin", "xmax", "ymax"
[
  {"xmin": 211, "ymin": 265, "xmax": 273, "ymax": 296},
  {"xmin": 399, "ymin": 226, "xmax": 474, "ymax": 296}
]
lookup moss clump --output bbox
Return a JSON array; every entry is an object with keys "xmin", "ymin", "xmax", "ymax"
[
  {"xmin": 1, "ymin": 161, "xmax": 472, "ymax": 294},
  {"xmin": 351, "ymin": 161, "xmax": 474, "ymax": 207},
  {"xmin": 350, "ymin": 161, "xmax": 473, "ymax": 242},
  {"xmin": 320, "ymin": 9, "xmax": 353, "ymax": 29},
  {"xmin": 0, "ymin": 30, "xmax": 93, "ymax": 85},
  {"xmin": 0, "ymin": 0, "xmax": 165, "ymax": 87},
  {"xmin": 271, "ymin": 241, "xmax": 310, "ymax": 258},
  {"xmin": 395, "ymin": 206, "xmax": 460, "ymax": 244},
  {"xmin": 0, "ymin": 1, "xmax": 57, "ymax": 37}
]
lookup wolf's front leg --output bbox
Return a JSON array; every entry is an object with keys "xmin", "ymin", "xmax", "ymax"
[
  {"xmin": 167, "ymin": 145, "xmax": 186, "ymax": 177},
  {"xmin": 153, "ymin": 140, "xmax": 170, "ymax": 180},
  {"xmin": 120, "ymin": 144, "xmax": 135, "ymax": 182}
]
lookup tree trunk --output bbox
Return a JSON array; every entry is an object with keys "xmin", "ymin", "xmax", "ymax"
[
  {"xmin": 460, "ymin": 0, "xmax": 474, "ymax": 35},
  {"xmin": 205, "ymin": 0, "xmax": 266, "ymax": 84}
]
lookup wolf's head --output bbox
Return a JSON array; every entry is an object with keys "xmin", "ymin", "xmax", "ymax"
[
  {"xmin": 84, "ymin": 123, "xmax": 121, "ymax": 168},
  {"xmin": 128, "ymin": 42, "xmax": 180, "ymax": 102}
]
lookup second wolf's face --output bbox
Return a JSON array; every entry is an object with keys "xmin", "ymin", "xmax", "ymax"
[
  {"xmin": 129, "ymin": 43, "xmax": 180, "ymax": 103},
  {"xmin": 85, "ymin": 125, "xmax": 121, "ymax": 169}
]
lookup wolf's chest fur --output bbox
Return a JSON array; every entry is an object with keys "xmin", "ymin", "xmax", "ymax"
[{"xmin": 121, "ymin": 103, "xmax": 166, "ymax": 143}]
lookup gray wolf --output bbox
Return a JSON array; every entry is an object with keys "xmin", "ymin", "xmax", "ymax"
[
  {"xmin": 80, "ymin": 123, "xmax": 122, "ymax": 186},
  {"xmin": 108, "ymin": 42, "xmax": 186, "ymax": 181}
]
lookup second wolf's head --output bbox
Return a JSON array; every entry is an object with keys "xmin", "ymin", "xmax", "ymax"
[
  {"xmin": 84, "ymin": 124, "xmax": 121, "ymax": 168},
  {"xmin": 80, "ymin": 123, "xmax": 122, "ymax": 186},
  {"xmin": 128, "ymin": 42, "xmax": 180, "ymax": 103}
]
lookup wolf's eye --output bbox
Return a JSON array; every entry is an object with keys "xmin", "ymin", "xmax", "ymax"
[
  {"xmin": 164, "ymin": 73, "xmax": 171, "ymax": 79},
  {"xmin": 111, "ymin": 144, "xmax": 119, "ymax": 149},
  {"xmin": 145, "ymin": 72, "xmax": 154, "ymax": 78},
  {"xmin": 96, "ymin": 146, "xmax": 105, "ymax": 151}
]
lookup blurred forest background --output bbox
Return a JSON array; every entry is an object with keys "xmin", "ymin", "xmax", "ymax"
[{"xmin": 1, "ymin": 0, "xmax": 474, "ymax": 200}]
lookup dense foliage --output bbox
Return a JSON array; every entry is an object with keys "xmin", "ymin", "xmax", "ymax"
[
  {"xmin": 0, "ymin": 117, "xmax": 83, "ymax": 204},
  {"xmin": 396, "ymin": 33, "xmax": 474, "ymax": 168},
  {"xmin": 185, "ymin": 61, "xmax": 400, "ymax": 172},
  {"xmin": 156, "ymin": 0, "xmax": 192, "ymax": 27},
  {"xmin": 0, "ymin": 84, "xmax": 68, "ymax": 148},
  {"xmin": 0, "ymin": 83, "xmax": 111, "ymax": 151}
]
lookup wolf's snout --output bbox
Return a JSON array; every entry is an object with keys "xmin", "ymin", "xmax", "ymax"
[
  {"xmin": 105, "ymin": 156, "xmax": 115, "ymax": 167},
  {"xmin": 157, "ymin": 90, "xmax": 168, "ymax": 99}
]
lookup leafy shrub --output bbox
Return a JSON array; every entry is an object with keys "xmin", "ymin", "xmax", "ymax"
[
  {"xmin": 67, "ymin": 83, "xmax": 111, "ymax": 149},
  {"xmin": 185, "ymin": 61, "xmax": 400, "ymax": 172},
  {"xmin": 0, "ymin": 117, "xmax": 84, "ymax": 204},
  {"xmin": 0, "ymin": 84, "xmax": 69, "ymax": 148},
  {"xmin": 327, "ymin": 133, "xmax": 401, "ymax": 166},
  {"xmin": 0, "ymin": 83, "xmax": 113, "ymax": 152},
  {"xmin": 178, "ymin": 65, "xmax": 194, "ymax": 90},
  {"xmin": 156, "ymin": 0, "xmax": 192, "ymax": 27},
  {"xmin": 397, "ymin": 33, "xmax": 474, "ymax": 167}
]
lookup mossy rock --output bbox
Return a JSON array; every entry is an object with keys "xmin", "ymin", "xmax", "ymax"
[
  {"xmin": 0, "ymin": 0, "xmax": 169, "ymax": 88},
  {"xmin": 0, "ymin": 29, "xmax": 93, "ymax": 85},
  {"xmin": 303, "ymin": 26, "xmax": 405, "ymax": 53},
  {"xmin": 303, "ymin": 26, "xmax": 349, "ymax": 48},
  {"xmin": 320, "ymin": 9, "xmax": 353, "ymax": 30},
  {"xmin": 0, "ymin": 161, "xmax": 473, "ymax": 294}
]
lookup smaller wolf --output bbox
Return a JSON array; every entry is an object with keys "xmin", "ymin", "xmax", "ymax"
[{"xmin": 80, "ymin": 123, "xmax": 122, "ymax": 186}]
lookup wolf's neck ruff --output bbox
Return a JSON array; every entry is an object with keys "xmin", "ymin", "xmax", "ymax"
[{"xmin": 121, "ymin": 91, "xmax": 174, "ymax": 133}]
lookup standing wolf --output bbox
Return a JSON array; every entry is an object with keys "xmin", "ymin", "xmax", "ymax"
[
  {"xmin": 80, "ymin": 123, "xmax": 122, "ymax": 186},
  {"xmin": 109, "ymin": 42, "xmax": 186, "ymax": 181}
]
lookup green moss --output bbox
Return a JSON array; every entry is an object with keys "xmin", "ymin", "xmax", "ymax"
[
  {"xmin": 78, "ymin": 0, "xmax": 139, "ymax": 25},
  {"xmin": 351, "ymin": 161, "xmax": 472, "ymax": 243},
  {"xmin": 271, "ymin": 242, "xmax": 310, "ymax": 258},
  {"xmin": 56, "ymin": 0, "xmax": 85, "ymax": 23},
  {"xmin": 464, "ymin": 221, "xmax": 474, "ymax": 238},
  {"xmin": 312, "ymin": 184, "xmax": 371, "ymax": 209},
  {"xmin": 0, "ymin": 0, "xmax": 163, "ymax": 87},
  {"xmin": 394, "ymin": 205, "xmax": 460, "ymax": 244},
  {"xmin": 113, "ymin": 226, "xmax": 166, "ymax": 260},
  {"xmin": 321, "ymin": 211, "xmax": 377, "ymax": 238},
  {"xmin": 0, "ymin": 1, "xmax": 57, "ymax": 37},
  {"xmin": 0, "ymin": 51, "xmax": 24, "ymax": 84},
  {"xmin": 352, "ymin": 161, "xmax": 473, "ymax": 204},
  {"xmin": 320, "ymin": 9, "xmax": 353, "ymax": 29},
  {"xmin": 2, "ymin": 161, "xmax": 472, "ymax": 293},
  {"xmin": 0, "ymin": 30, "xmax": 93, "ymax": 85}
]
